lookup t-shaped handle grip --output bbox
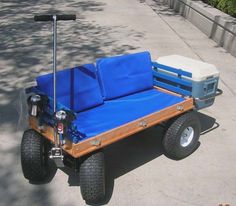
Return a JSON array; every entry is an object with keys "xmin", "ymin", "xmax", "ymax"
[{"xmin": 34, "ymin": 14, "xmax": 76, "ymax": 21}]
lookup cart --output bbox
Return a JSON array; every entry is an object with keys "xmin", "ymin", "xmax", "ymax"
[{"xmin": 21, "ymin": 14, "xmax": 222, "ymax": 205}]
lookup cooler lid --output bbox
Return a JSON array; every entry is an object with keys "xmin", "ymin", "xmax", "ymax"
[{"xmin": 157, "ymin": 55, "xmax": 219, "ymax": 81}]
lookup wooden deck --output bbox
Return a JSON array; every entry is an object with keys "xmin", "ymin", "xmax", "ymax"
[{"xmin": 29, "ymin": 87, "xmax": 194, "ymax": 158}]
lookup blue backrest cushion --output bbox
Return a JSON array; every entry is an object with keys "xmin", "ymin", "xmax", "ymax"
[
  {"xmin": 36, "ymin": 64, "xmax": 104, "ymax": 112},
  {"xmin": 96, "ymin": 51, "xmax": 153, "ymax": 100}
]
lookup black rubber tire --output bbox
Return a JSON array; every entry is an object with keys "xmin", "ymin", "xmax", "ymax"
[
  {"xmin": 162, "ymin": 111, "xmax": 201, "ymax": 160},
  {"xmin": 79, "ymin": 151, "xmax": 105, "ymax": 205},
  {"xmin": 21, "ymin": 129, "xmax": 50, "ymax": 182}
]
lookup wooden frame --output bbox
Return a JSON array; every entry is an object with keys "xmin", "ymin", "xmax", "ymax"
[{"xmin": 29, "ymin": 87, "xmax": 194, "ymax": 158}]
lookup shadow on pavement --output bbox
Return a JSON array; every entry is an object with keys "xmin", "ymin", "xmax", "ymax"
[
  {"xmin": 0, "ymin": 144, "xmax": 53, "ymax": 206},
  {"xmin": 0, "ymin": 1, "xmax": 141, "ymax": 206},
  {"xmin": 0, "ymin": 1, "xmax": 221, "ymax": 205},
  {"xmin": 29, "ymin": 159, "xmax": 58, "ymax": 185},
  {"xmin": 60, "ymin": 111, "xmax": 220, "ymax": 205},
  {"xmin": 0, "ymin": 0, "xmax": 140, "ymax": 128},
  {"xmin": 60, "ymin": 125, "xmax": 165, "ymax": 205},
  {"xmin": 103, "ymin": 125, "xmax": 164, "ymax": 204},
  {"xmin": 197, "ymin": 112, "xmax": 219, "ymax": 135}
]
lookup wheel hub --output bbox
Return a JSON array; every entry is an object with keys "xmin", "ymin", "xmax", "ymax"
[{"xmin": 180, "ymin": 126, "xmax": 194, "ymax": 147}]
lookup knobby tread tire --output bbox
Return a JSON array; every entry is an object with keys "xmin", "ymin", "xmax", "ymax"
[
  {"xmin": 21, "ymin": 129, "xmax": 49, "ymax": 182},
  {"xmin": 163, "ymin": 111, "xmax": 201, "ymax": 160},
  {"xmin": 79, "ymin": 151, "xmax": 105, "ymax": 205}
]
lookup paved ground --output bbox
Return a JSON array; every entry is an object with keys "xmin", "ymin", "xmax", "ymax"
[{"xmin": 0, "ymin": 0, "xmax": 236, "ymax": 205}]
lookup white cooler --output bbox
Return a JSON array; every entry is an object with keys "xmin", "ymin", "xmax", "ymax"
[{"xmin": 156, "ymin": 55, "xmax": 220, "ymax": 109}]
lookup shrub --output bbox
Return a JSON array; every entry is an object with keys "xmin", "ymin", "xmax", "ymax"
[
  {"xmin": 206, "ymin": 0, "xmax": 236, "ymax": 17},
  {"xmin": 208, "ymin": 0, "xmax": 220, "ymax": 7},
  {"xmin": 217, "ymin": 0, "xmax": 236, "ymax": 17}
]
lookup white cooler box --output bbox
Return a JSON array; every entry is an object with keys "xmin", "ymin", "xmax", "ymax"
[{"xmin": 154, "ymin": 55, "xmax": 220, "ymax": 110}]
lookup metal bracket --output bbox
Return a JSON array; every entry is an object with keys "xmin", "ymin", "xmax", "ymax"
[
  {"xmin": 176, "ymin": 105, "xmax": 184, "ymax": 111},
  {"xmin": 49, "ymin": 147, "xmax": 64, "ymax": 167},
  {"xmin": 139, "ymin": 120, "xmax": 148, "ymax": 128},
  {"xmin": 38, "ymin": 124, "xmax": 46, "ymax": 132},
  {"xmin": 91, "ymin": 139, "xmax": 101, "ymax": 146}
]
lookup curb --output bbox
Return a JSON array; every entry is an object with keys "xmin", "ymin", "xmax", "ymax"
[{"xmin": 163, "ymin": 0, "xmax": 236, "ymax": 57}]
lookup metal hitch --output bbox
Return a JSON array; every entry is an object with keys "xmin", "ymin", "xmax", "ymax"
[{"xmin": 49, "ymin": 147, "xmax": 64, "ymax": 168}]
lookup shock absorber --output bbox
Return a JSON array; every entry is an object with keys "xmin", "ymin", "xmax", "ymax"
[
  {"xmin": 27, "ymin": 94, "xmax": 48, "ymax": 117},
  {"xmin": 54, "ymin": 110, "xmax": 70, "ymax": 145},
  {"xmin": 51, "ymin": 109, "xmax": 75, "ymax": 167}
]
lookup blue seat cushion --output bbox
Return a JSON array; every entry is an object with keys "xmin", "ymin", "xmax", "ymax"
[
  {"xmin": 36, "ymin": 64, "xmax": 104, "ymax": 112},
  {"xmin": 96, "ymin": 51, "xmax": 153, "ymax": 100},
  {"xmin": 71, "ymin": 89, "xmax": 185, "ymax": 143}
]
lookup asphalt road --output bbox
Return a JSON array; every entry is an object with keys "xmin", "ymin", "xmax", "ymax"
[{"xmin": 0, "ymin": 0, "xmax": 236, "ymax": 205}]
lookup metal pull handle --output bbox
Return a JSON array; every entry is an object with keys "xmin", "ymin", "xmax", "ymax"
[{"xmin": 33, "ymin": 14, "xmax": 75, "ymax": 147}]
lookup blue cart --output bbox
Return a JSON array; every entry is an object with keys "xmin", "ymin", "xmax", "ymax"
[{"xmin": 21, "ymin": 14, "xmax": 222, "ymax": 205}]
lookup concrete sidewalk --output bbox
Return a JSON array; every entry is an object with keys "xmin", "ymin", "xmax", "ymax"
[{"xmin": 0, "ymin": 0, "xmax": 236, "ymax": 205}]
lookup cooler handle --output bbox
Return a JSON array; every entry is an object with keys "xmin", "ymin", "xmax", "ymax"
[{"xmin": 195, "ymin": 88, "xmax": 223, "ymax": 102}]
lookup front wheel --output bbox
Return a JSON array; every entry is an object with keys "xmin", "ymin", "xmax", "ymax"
[
  {"xmin": 21, "ymin": 129, "xmax": 50, "ymax": 182},
  {"xmin": 79, "ymin": 151, "xmax": 106, "ymax": 205},
  {"xmin": 162, "ymin": 111, "xmax": 201, "ymax": 160}
]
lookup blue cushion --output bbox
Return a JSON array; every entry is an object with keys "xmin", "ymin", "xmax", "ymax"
[
  {"xmin": 96, "ymin": 51, "xmax": 153, "ymax": 100},
  {"xmin": 36, "ymin": 64, "xmax": 104, "ymax": 112},
  {"xmin": 71, "ymin": 89, "xmax": 185, "ymax": 143}
]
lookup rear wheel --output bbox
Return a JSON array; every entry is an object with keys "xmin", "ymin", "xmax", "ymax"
[
  {"xmin": 162, "ymin": 111, "xmax": 201, "ymax": 160},
  {"xmin": 21, "ymin": 129, "xmax": 50, "ymax": 182},
  {"xmin": 79, "ymin": 151, "xmax": 106, "ymax": 205}
]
